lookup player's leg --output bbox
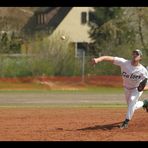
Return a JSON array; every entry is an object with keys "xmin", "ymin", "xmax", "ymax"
[
  {"xmin": 134, "ymin": 94, "xmax": 148, "ymax": 112},
  {"xmin": 132, "ymin": 99, "xmax": 148, "ymax": 113},
  {"xmin": 124, "ymin": 88, "xmax": 130, "ymax": 104},
  {"xmin": 120, "ymin": 88, "xmax": 142, "ymax": 129},
  {"xmin": 126, "ymin": 92, "xmax": 148, "ymax": 113},
  {"xmin": 120, "ymin": 88, "xmax": 131, "ymax": 129},
  {"xmin": 125, "ymin": 89, "xmax": 143, "ymax": 120}
]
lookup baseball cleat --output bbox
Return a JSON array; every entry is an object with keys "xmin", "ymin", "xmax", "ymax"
[
  {"xmin": 143, "ymin": 100, "xmax": 148, "ymax": 112},
  {"xmin": 119, "ymin": 119, "xmax": 129, "ymax": 129},
  {"xmin": 119, "ymin": 122, "xmax": 128, "ymax": 129}
]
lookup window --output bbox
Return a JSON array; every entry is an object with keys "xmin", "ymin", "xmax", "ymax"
[
  {"xmin": 88, "ymin": 11, "xmax": 97, "ymax": 24},
  {"xmin": 36, "ymin": 14, "xmax": 40, "ymax": 25},
  {"xmin": 41, "ymin": 14, "xmax": 45, "ymax": 24},
  {"xmin": 75, "ymin": 42, "xmax": 88, "ymax": 58},
  {"xmin": 36, "ymin": 13, "xmax": 45, "ymax": 25},
  {"xmin": 81, "ymin": 12, "xmax": 87, "ymax": 24}
]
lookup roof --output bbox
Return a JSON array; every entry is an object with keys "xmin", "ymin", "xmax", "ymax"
[
  {"xmin": 22, "ymin": 7, "xmax": 72, "ymax": 35},
  {"xmin": 35, "ymin": 7, "xmax": 58, "ymax": 14}
]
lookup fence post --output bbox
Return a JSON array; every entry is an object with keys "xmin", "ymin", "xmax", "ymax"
[{"xmin": 82, "ymin": 49, "xmax": 85, "ymax": 82}]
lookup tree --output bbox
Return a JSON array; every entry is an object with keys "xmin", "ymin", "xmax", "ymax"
[
  {"xmin": 0, "ymin": 32, "xmax": 9, "ymax": 53},
  {"xmin": 9, "ymin": 31, "xmax": 22, "ymax": 53},
  {"xmin": 89, "ymin": 7, "xmax": 136, "ymax": 56},
  {"xmin": 135, "ymin": 7, "xmax": 148, "ymax": 55}
]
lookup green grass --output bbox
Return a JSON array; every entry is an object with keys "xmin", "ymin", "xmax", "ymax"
[
  {"xmin": 0, "ymin": 86, "xmax": 124, "ymax": 94},
  {"xmin": 0, "ymin": 103, "xmax": 127, "ymax": 109},
  {"xmin": 83, "ymin": 86, "xmax": 124, "ymax": 93}
]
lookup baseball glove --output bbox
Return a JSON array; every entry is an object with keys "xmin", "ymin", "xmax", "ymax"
[{"xmin": 137, "ymin": 78, "xmax": 147, "ymax": 92}]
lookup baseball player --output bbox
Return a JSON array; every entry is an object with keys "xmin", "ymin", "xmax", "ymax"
[{"xmin": 91, "ymin": 49, "xmax": 148, "ymax": 129}]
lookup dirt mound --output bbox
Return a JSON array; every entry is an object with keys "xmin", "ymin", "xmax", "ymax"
[{"xmin": 0, "ymin": 108, "xmax": 147, "ymax": 141}]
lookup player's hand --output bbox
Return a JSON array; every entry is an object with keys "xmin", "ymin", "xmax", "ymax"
[{"xmin": 91, "ymin": 58, "xmax": 97, "ymax": 65}]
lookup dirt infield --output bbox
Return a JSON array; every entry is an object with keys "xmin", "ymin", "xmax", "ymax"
[
  {"xmin": 0, "ymin": 76, "xmax": 148, "ymax": 141},
  {"xmin": 0, "ymin": 107, "xmax": 148, "ymax": 141}
]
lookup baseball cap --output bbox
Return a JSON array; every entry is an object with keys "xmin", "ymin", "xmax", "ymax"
[{"xmin": 132, "ymin": 49, "xmax": 143, "ymax": 56}]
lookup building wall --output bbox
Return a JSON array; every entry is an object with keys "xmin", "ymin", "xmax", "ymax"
[{"xmin": 52, "ymin": 7, "xmax": 94, "ymax": 43}]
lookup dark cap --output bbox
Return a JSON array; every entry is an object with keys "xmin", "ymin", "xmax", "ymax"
[{"xmin": 133, "ymin": 49, "xmax": 143, "ymax": 56}]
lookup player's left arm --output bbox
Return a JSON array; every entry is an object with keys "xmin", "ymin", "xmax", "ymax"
[{"xmin": 137, "ymin": 78, "xmax": 147, "ymax": 92}]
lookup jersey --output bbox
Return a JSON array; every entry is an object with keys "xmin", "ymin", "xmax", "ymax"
[{"xmin": 113, "ymin": 57, "xmax": 148, "ymax": 89}]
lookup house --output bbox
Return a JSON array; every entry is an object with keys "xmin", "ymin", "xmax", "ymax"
[
  {"xmin": 51, "ymin": 7, "xmax": 95, "ymax": 57},
  {"xmin": 22, "ymin": 7, "xmax": 95, "ymax": 57}
]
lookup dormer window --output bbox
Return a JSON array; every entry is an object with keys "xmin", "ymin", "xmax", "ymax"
[
  {"xmin": 81, "ymin": 12, "xmax": 87, "ymax": 24},
  {"xmin": 36, "ymin": 13, "xmax": 45, "ymax": 25}
]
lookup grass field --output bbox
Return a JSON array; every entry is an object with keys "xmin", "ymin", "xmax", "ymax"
[
  {"xmin": 0, "ymin": 82, "xmax": 148, "ymax": 108},
  {"xmin": 0, "ymin": 82, "xmax": 126, "ymax": 108}
]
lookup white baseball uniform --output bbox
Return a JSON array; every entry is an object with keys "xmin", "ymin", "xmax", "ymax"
[{"xmin": 113, "ymin": 57, "xmax": 148, "ymax": 120}]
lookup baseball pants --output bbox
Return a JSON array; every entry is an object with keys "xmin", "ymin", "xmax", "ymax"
[{"xmin": 124, "ymin": 88, "xmax": 144, "ymax": 120}]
